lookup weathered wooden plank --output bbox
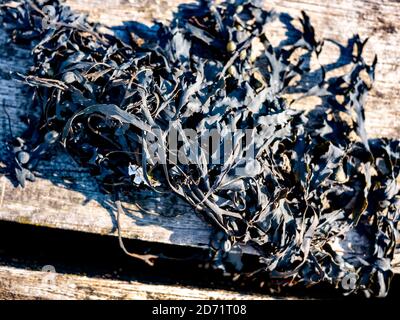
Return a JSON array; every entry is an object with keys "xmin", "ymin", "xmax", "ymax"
[
  {"xmin": 0, "ymin": 0, "xmax": 399, "ymax": 138},
  {"xmin": 261, "ymin": 0, "xmax": 400, "ymax": 139},
  {"xmin": 0, "ymin": 265, "xmax": 278, "ymax": 300},
  {"xmin": 64, "ymin": 0, "xmax": 400, "ymax": 138},
  {"xmin": 0, "ymin": 0, "xmax": 399, "ymax": 270},
  {"xmin": 0, "ymin": 172, "xmax": 213, "ymax": 248},
  {"xmin": 0, "ymin": 0, "xmax": 216, "ymax": 250}
]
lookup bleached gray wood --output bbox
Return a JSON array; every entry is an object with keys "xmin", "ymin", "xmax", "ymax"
[
  {"xmin": 0, "ymin": 0, "xmax": 399, "ymax": 285},
  {"xmin": 0, "ymin": 265, "xmax": 279, "ymax": 300}
]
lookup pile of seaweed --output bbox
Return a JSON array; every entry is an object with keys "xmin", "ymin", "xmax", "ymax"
[{"xmin": 1, "ymin": 0, "xmax": 399, "ymax": 297}]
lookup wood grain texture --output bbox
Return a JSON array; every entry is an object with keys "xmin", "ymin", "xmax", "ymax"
[
  {"xmin": 0, "ymin": 265, "xmax": 278, "ymax": 300},
  {"xmin": 0, "ymin": 173, "xmax": 214, "ymax": 248},
  {"xmin": 64, "ymin": 0, "xmax": 400, "ymax": 138},
  {"xmin": 0, "ymin": 0, "xmax": 399, "ymax": 278}
]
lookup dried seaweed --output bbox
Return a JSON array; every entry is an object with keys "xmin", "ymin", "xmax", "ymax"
[{"xmin": 1, "ymin": 0, "xmax": 399, "ymax": 297}]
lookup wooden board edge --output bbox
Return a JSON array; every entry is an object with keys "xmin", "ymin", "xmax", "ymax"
[{"xmin": 0, "ymin": 264, "xmax": 280, "ymax": 300}]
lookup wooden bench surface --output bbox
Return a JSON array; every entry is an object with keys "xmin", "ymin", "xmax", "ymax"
[{"xmin": 0, "ymin": 0, "xmax": 399, "ymax": 299}]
